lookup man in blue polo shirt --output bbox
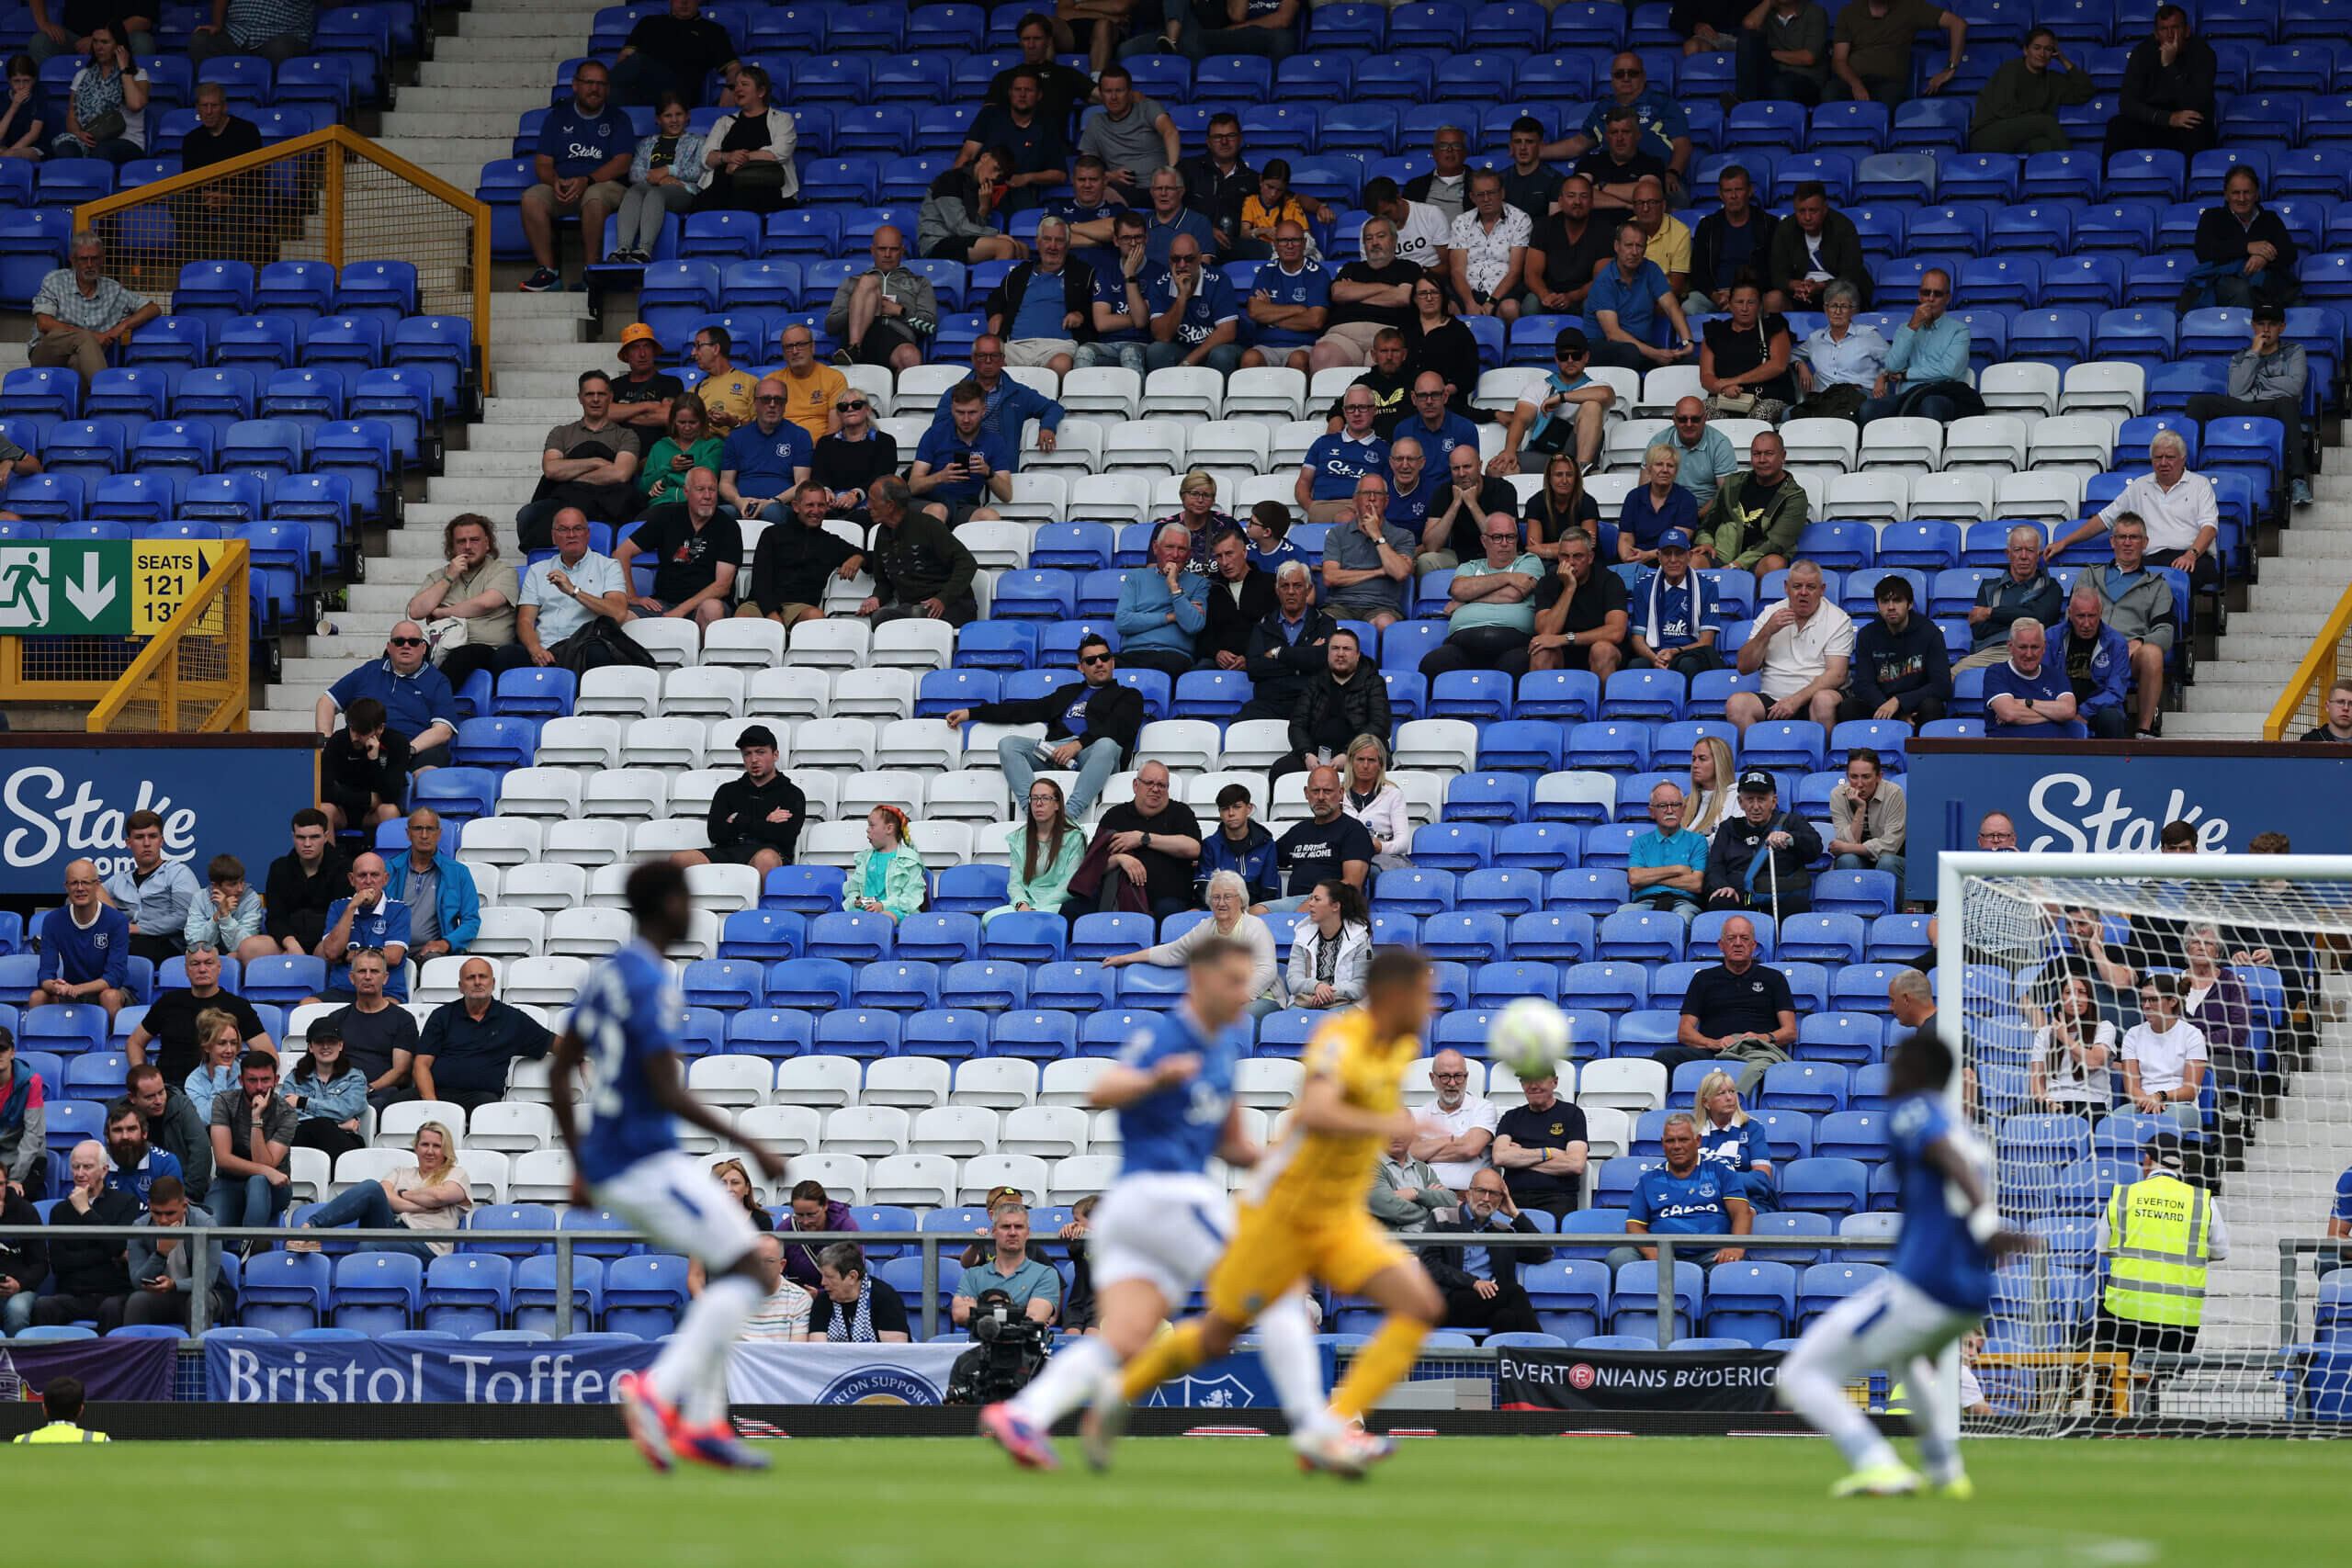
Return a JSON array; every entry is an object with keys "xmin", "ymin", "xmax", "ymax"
[
  {"xmin": 1621, "ymin": 777, "xmax": 1709, "ymax": 919},
  {"xmin": 1627, "ymin": 528, "xmax": 1724, "ymax": 678},
  {"xmin": 31, "ymin": 859, "xmax": 132, "ymax": 1019},
  {"xmin": 1611, "ymin": 1111, "xmax": 1754, "ymax": 1273},
  {"xmin": 1079, "ymin": 211, "xmax": 1165, "ymax": 375},
  {"xmin": 310, "ymin": 853, "xmax": 413, "ymax": 1004},
  {"xmin": 1145, "ymin": 232, "xmax": 1241, "ymax": 374},
  {"xmin": 1382, "ymin": 436, "xmax": 1442, "ymax": 541},
  {"xmin": 521, "ymin": 59, "xmax": 632, "ymax": 293},
  {"xmin": 910, "ymin": 380, "xmax": 1014, "ymax": 527},
  {"xmin": 313, "ymin": 624, "xmax": 461, "ymax": 772},
  {"xmin": 1587, "ymin": 221, "xmax": 1695, "ymax": 373},
  {"xmin": 1240, "ymin": 220, "xmax": 1331, "ymax": 374},
  {"xmin": 1393, "ymin": 370, "xmax": 1479, "ymax": 469},
  {"xmin": 1984, "ymin": 616, "xmax": 2088, "ymax": 739},
  {"xmin": 1295, "ymin": 385, "xmax": 1389, "ymax": 524},
  {"xmin": 717, "ymin": 378, "xmax": 815, "ymax": 521}
]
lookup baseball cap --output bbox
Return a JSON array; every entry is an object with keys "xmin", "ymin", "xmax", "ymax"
[
  {"xmin": 1736, "ymin": 767, "xmax": 1776, "ymax": 795},
  {"xmin": 2144, "ymin": 1130, "xmax": 2185, "ymax": 1170},
  {"xmin": 2251, "ymin": 301, "xmax": 2286, "ymax": 324},
  {"xmin": 736, "ymin": 723, "xmax": 780, "ymax": 751},
  {"xmin": 619, "ymin": 321, "xmax": 661, "ymax": 351},
  {"xmin": 1553, "ymin": 326, "xmax": 1589, "ymax": 357},
  {"xmin": 1657, "ymin": 527, "xmax": 1690, "ymax": 551}
]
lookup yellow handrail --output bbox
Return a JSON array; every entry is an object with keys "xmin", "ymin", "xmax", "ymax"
[
  {"xmin": 86, "ymin": 540, "xmax": 250, "ymax": 733},
  {"xmin": 73, "ymin": 123, "xmax": 491, "ymax": 382},
  {"xmin": 2262, "ymin": 579, "xmax": 2352, "ymax": 739}
]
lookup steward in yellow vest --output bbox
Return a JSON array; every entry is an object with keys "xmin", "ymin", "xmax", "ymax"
[
  {"xmin": 10, "ymin": 1375, "xmax": 109, "ymax": 1443},
  {"xmin": 2097, "ymin": 1134, "xmax": 2229, "ymax": 1359}
]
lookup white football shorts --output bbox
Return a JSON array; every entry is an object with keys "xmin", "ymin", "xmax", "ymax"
[
  {"xmin": 1088, "ymin": 1170, "xmax": 1234, "ymax": 1303},
  {"xmin": 591, "ymin": 1148, "xmax": 762, "ymax": 1272}
]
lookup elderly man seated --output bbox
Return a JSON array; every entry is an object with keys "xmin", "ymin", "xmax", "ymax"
[
  {"xmin": 1704, "ymin": 769, "xmax": 1823, "ymax": 918},
  {"xmin": 314, "ymin": 624, "xmax": 460, "ymax": 777},
  {"xmin": 1424, "ymin": 1170, "xmax": 1545, "ymax": 1336},
  {"xmin": 1858, "ymin": 267, "xmax": 1972, "ymax": 426},
  {"xmin": 1114, "ymin": 522, "xmax": 1210, "ymax": 678},
  {"xmin": 1724, "ymin": 559, "xmax": 1851, "ymax": 735},
  {"xmin": 1417, "ymin": 514, "xmax": 1544, "ymax": 678},
  {"xmin": 29, "ymin": 233, "xmax": 160, "ymax": 391},
  {"xmin": 1952, "ymin": 524, "xmax": 2064, "ymax": 673},
  {"xmin": 2058, "ymin": 585, "xmax": 2134, "ymax": 740},
  {"xmin": 1983, "ymin": 616, "xmax": 2088, "ymax": 739},
  {"xmin": 1661, "ymin": 915, "xmax": 1798, "ymax": 1081},
  {"xmin": 413, "ymin": 957, "xmax": 555, "ymax": 1114},
  {"xmin": 1607, "ymin": 1112, "xmax": 1755, "ymax": 1274}
]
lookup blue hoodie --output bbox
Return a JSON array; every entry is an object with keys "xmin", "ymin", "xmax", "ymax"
[
  {"xmin": 2060, "ymin": 618, "xmax": 2131, "ymax": 721},
  {"xmin": 383, "ymin": 849, "xmax": 482, "ymax": 952}
]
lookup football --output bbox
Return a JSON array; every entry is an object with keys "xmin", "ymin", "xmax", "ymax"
[{"xmin": 1487, "ymin": 997, "xmax": 1570, "ymax": 1079}]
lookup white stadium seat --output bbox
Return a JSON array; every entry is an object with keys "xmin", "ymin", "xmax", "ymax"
[{"xmin": 861, "ymin": 1056, "xmax": 952, "ymax": 1109}]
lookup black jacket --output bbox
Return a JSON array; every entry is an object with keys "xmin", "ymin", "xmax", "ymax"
[
  {"xmin": 1245, "ymin": 606, "xmax": 1338, "ymax": 709},
  {"xmin": 970, "ymin": 678, "xmax": 1147, "ymax": 764},
  {"xmin": 1849, "ymin": 615, "xmax": 1952, "ymax": 713},
  {"xmin": 747, "ymin": 519, "xmax": 859, "ymax": 614},
  {"xmin": 0, "ymin": 1188, "xmax": 45, "ymax": 1293},
  {"xmin": 2193, "ymin": 205, "xmax": 2298, "ymax": 276},
  {"xmin": 2117, "ymin": 34, "xmax": 2217, "ymax": 130},
  {"xmin": 1178, "ymin": 152, "xmax": 1256, "ymax": 246},
  {"xmin": 1290, "ymin": 666, "xmax": 1392, "ymax": 757},
  {"xmin": 1420, "ymin": 1206, "xmax": 1544, "ymax": 1292},
  {"xmin": 984, "ymin": 258, "xmax": 1100, "ymax": 344},
  {"xmin": 872, "ymin": 509, "xmax": 978, "ymax": 607},
  {"xmin": 1201, "ymin": 567, "xmax": 1277, "ymax": 663},
  {"xmin": 263, "ymin": 846, "xmax": 351, "ymax": 943},
  {"xmin": 45, "ymin": 1187, "xmax": 139, "ymax": 1297},
  {"xmin": 1690, "ymin": 207, "xmax": 1781, "ymax": 301},
  {"xmin": 707, "ymin": 771, "xmax": 808, "ymax": 861},
  {"xmin": 1703, "ymin": 809, "xmax": 1823, "ymax": 902}
]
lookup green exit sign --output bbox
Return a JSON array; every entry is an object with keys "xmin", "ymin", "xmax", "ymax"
[{"xmin": 0, "ymin": 542, "xmax": 134, "ymax": 635}]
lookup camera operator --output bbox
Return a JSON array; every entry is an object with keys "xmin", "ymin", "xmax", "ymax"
[
  {"xmin": 800, "ymin": 1242, "xmax": 910, "ymax": 1343},
  {"xmin": 953, "ymin": 1202, "xmax": 1061, "ymax": 1327},
  {"xmin": 947, "ymin": 1285, "xmax": 1058, "ymax": 1405}
]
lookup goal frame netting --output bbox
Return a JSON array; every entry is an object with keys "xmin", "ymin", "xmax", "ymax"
[{"xmin": 1939, "ymin": 850, "xmax": 2352, "ymax": 1436}]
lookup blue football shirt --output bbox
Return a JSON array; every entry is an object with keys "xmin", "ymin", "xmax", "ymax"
[
  {"xmin": 1886, "ymin": 1090, "xmax": 1995, "ymax": 1313},
  {"xmin": 1250, "ymin": 259, "xmax": 1331, "ymax": 348},
  {"xmin": 1113, "ymin": 1004, "xmax": 1243, "ymax": 1178},
  {"xmin": 1627, "ymin": 1162, "xmax": 1740, "ymax": 1235},
  {"xmin": 570, "ymin": 939, "xmax": 687, "ymax": 1185}
]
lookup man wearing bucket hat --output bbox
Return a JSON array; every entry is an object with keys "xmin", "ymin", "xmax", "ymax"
[{"xmin": 611, "ymin": 321, "xmax": 684, "ymax": 432}]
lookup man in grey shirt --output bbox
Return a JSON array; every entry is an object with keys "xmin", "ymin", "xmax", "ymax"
[
  {"xmin": 1372, "ymin": 1128, "xmax": 1451, "ymax": 1233},
  {"xmin": 1077, "ymin": 64, "xmax": 1180, "ymax": 205},
  {"xmin": 2184, "ymin": 301, "xmax": 2311, "ymax": 507},
  {"xmin": 1323, "ymin": 474, "xmax": 1419, "ymax": 626}
]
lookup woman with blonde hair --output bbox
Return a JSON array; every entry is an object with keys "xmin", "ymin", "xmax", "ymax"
[
  {"xmin": 1156, "ymin": 469, "xmax": 1237, "ymax": 573},
  {"xmin": 1524, "ymin": 450, "xmax": 1598, "ymax": 565},
  {"xmin": 1341, "ymin": 733, "xmax": 1411, "ymax": 871},
  {"xmin": 987, "ymin": 778, "xmax": 1087, "ymax": 926},
  {"xmin": 1694, "ymin": 1068, "xmax": 1775, "ymax": 1209},
  {"xmin": 712, "ymin": 1156, "xmax": 775, "ymax": 1231},
  {"xmin": 1685, "ymin": 735, "xmax": 1737, "ymax": 835},
  {"xmin": 1102, "ymin": 869, "xmax": 1283, "ymax": 1015},
  {"xmin": 184, "ymin": 1008, "xmax": 244, "ymax": 1114},
  {"xmin": 289, "ymin": 1122, "xmax": 472, "ymax": 1258}
]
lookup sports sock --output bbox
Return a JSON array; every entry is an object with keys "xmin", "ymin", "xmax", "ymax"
[
  {"xmin": 650, "ymin": 1273, "xmax": 763, "ymax": 1411},
  {"xmin": 1008, "ymin": 1334, "xmax": 1116, "ymax": 1427},
  {"xmin": 1118, "ymin": 1317, "xmax": 1210, "ymax": 1403},
  {"xmin": 1902, "ymin": 1354, "xmax": 1962, "ymax": 1484},
  {"xmin": 1254, "ymin": 1292, "xmax": 1334, "ymax": 1437},
  {"xmin": 1777, "ymin": 1341, "xmax": 1902, "ymax": 1474},
  {"xmin": 1328, "ymin": 1314, "xmax": 1427, "ymax": 1425}
]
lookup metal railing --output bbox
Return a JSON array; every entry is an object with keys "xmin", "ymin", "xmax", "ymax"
[
  {"xmin": 2264, "ymin": 578, "xmax": 2352, "ymax": 739},
  {"xmin": 0, "ymin": 1224, "xmax": 1888, "ymax": 1349}
]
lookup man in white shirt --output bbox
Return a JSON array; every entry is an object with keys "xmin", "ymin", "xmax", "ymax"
[
  {"xmin": 1367, "ymin": 177, "xmax": 1451, "ymax": 275},
  {"xmin": 1409, "ymin": 1047, "xmax": 1498, "ymax": 1197},
  {"xmin": 494, "ymin": 508, "xmax": 632, "ymax": 672},
  {"xmin": 2052, "ymin": 430, "xmax": 2222, "ymax": 594},
  {"xmin": 1725, "ymin": 558, "xmax": 1853, "ymax": 736}
]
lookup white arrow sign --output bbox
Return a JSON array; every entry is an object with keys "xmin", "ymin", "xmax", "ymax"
[{"xmin": 62, "ymin": 552, "xmax": 116, "ymax": 622}]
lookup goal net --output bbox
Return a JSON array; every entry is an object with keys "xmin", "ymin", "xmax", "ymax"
[{"xmin": 1946, "ymin": 851, "xmax": 2352, "ymax": 1433}]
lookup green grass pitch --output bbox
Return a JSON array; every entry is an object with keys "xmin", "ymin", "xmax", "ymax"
[{"xmin": 12, "ymin": 1435, "xmax": 2338, "ymax": 1565}]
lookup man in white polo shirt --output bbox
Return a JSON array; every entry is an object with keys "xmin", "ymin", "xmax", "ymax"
[
  {"xmin": 1408, "ymin": 1047, "xmax": 1498, "ymax": 1199},
  {"xmin": 1725, "ymin": 558, "xmax": 1853, "ymax": 737},
  {"xmin": 2053, "ymin": 429, "xmax": 2222, "ymax": 594}
]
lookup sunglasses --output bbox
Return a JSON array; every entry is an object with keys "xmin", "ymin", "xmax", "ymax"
[
  {"xmin": 388, "ymin": 636, "xmax": 425, "ymax": 647},
  {"xmin": 837, "ymin": 400, "xmax": 866, "ymax": 412},
  {"xmin": 1673, "ymin": 415, "xmax": 1705, "ymax": 424},
  {"xmin": 1079, "ymin": 652, "xmax": 1112, "ymax": 666}
]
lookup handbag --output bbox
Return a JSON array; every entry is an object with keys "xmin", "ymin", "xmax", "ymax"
[
  {"xmin": 1711, "ymin": 389, "xmax": 1757, "ymax": 416},
  {"xmin": 422, "ymin": 616, "xmax": 469, "ymax": 666},
  {"xmin": 1791, "ymin": 382, "xmax": 1864, "ymax": 422},
  {"xmin": 81, "ymin": 108, "xmax": 124, "ymax": 143}
]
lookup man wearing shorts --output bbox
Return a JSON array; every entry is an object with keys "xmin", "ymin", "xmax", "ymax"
[
  {"xmin": 671, "ymin": 724, "xmax": 805, "ymax": 875},
  {"xmin": 521, "ymin": 60, "xmax": 630, "ymax": 292}
]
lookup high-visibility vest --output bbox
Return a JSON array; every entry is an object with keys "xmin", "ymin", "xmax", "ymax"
[
  {"xmin": 2103, "ymin": 1171, "xmax": 2212, "ymax": 1328},
  {"xmin": 12, "ymin": 1421, "xmax": 108, "ymax": 1443}
]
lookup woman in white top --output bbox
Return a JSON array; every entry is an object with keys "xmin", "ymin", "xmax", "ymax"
[
  {"xmin": 1102, "ymin": 869, "xmax": 1283, "ymax": 1014},
  {"xmin": 289, "ymin": 1122, "xmax": 473, "ymax": 1259},
  {"xmin": 2029, "ymin": 971, "xmax": 2116, "ymax": 1113},
  {"xmin": 695, "ymin": 62, "xmax": 797, "ymax": 215},
  {"xmin": 2120, "ymin": 973, "xmax": 2209, "ymax": 1122},
  {"xmin": 1284, "ymin": 879, "xmax": 1373, "ymax": 1010},
  {"xmin": 1685, "ymin": 735, "xmax": 1736, "ymax": 836},
  {"xmin": 54, "ymin": 25, "xmax": 147, "ymax": 163},
  {"xmin": 1341, "ymin": 734, "xmax": 1411, "ymax": 871}
]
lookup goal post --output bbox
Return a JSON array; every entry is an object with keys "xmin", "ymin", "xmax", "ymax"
[{"xmin": 1938, "ymin": 850, "xmax": 2352, "ymax": 1433}]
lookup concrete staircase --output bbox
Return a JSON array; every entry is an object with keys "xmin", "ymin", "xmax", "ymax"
[
  {"xmin": 2169, "ymin": 454, "xmax": 2352, "ymax": 740},
  {"xmin": 252, "ymin": 0, "xmax": 611, "ymax": 734}
]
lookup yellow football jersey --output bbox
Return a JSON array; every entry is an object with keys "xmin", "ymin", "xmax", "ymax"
[
  {"xmin": 697, "ymin": 368, "xmax": 758, "ymax": 429},
  {"xmin": 1246, "ymin": 1007, "xmax": 1418, "ymax": 1222}
]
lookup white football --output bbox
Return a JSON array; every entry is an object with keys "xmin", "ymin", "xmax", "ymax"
[{"xmin": 1487, "ymin": 997, "xmax": 1570, "ymax": 1079}]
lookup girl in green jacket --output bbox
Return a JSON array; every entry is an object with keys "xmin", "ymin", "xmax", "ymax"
[
  {"xmin": 845, "ymin": 806, "xmax": 926, "ymax": 922},
  {"xmin": 986, "ymin": 778, "xmax": 1088, "ymax": 926}
]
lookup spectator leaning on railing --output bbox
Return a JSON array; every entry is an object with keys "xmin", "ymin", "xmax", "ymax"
[{"xmin": 2052, "ymin": 433, "xmax": 2222, "ymax": 594}]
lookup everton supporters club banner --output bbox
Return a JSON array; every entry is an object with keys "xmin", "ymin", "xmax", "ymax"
[
  {"xmin": 724, "ymin": 1343, "xmax": 967, "ymax": 1404},
  {"xmin": 0, "ymin": 1336, "xmax": 177, "ymax": 1402},
  {"xmin": 1498, "ymin": 1345, "xmax": 1781, "ymax": 1414}
]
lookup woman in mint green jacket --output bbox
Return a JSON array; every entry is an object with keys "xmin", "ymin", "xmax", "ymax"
[
  {"xmin": 985, "ymin": 779, "xmax": 1088, "ymax": 926},
  {"xmin": 844, "ymin": 806, "xmax": 926, "ymax": 922}
]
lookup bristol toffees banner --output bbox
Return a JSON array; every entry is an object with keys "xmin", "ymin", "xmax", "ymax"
[
  {"xmin": 1498, "ymin": 1346, "xmax": 1781, "ymax": 1413},
  {"xmin": 1902, "ymin": 742, "xmax": 2352, "ymax": 899},
  {"xmin": 0, "ymin": 739, "xmax": 316, "ymax": 894}
]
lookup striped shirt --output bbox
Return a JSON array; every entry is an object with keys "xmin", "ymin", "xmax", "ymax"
[{"xmin": 29, "ymin": 269, "xmax": 143, "ymax": 342}]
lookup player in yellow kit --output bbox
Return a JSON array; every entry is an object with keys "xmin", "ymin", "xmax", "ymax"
[{"xmin": 1093, "ymin": 948, "xmax": 1444, "ymax": 1475}]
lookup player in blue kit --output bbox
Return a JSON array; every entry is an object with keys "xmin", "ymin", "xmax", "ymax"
[
  {"xmin": 548, "ymin": 862, "xmax": 789, "ymax": 1473},
  {"xmin": 1776, "ymin": 1030, "xmax": 2039, "ymax": 1498},
  {"xmin": 980, "ymin": 937, "xmax": 1333, "ymax": 1472}
]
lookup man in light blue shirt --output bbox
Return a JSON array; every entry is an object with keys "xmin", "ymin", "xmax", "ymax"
[
  {"xmin": 501, "ymin": 509, "xmax": 630, "ymax": 672},
  {"xmin": 1114, "ymin": 521, "xmax": 1210, "ymax": 677},
  {"xmin": 1859, "ymin": 266, "xmax": 1973, "ymax": 426},
  {"xmin": 1622, "ymin": 778, "xmax": 1709, "ymax": 918},
  {"xmin": 1586, "ymin": 221, "xmax": 1695, "ymax": 372},
  {"xmin": 1645, "ymin": 399, "xmax": 1738, "ymax": 508}
]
